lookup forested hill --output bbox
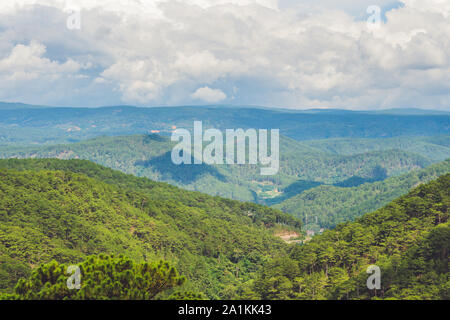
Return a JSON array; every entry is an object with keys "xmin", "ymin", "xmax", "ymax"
[
  {"xmin": 0, "ymin": 159, "xmax": 301, "ymax": 299},
  {"xmin": 0, "ymin": 134, "xmax": 436, "ymax": 203},
  {"xmin": 275, "ymin": 159, "xmax": 450, "ymax": 230},
  {"xmin": 303, "ymin": 135, "xmax": 450, "ymax": 162},
  {"xmin": 246, "ymin": 174, "xmax": 449, "ymax": 300}
]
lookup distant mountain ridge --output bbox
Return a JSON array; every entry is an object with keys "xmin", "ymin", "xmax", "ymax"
[
  {"xmin": 1, "ymin": 101, "xmax": 448, "ymax": 114},
  {"xmin": 0, "ymin": 102, "xmax": 50, "ymax": 110},
  {"xmin": 0, "ymin": 104, "xmax": 449, "ymax": 146}
]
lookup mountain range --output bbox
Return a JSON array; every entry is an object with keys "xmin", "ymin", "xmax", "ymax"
[{"xmin": 0, "ymin": 104, "xmax": 449, "ymax": 146}]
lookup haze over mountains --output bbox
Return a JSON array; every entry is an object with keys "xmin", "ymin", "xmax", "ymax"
[{"xmin": 0, "ymin": 103, "xmax": 449, "ymax": 146}]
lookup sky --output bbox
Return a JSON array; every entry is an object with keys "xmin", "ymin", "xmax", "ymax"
[{"xmin": 0, "ymin": 0, "xmax": 449, "ymax": 110}]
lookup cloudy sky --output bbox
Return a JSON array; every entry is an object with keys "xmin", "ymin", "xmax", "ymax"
[{"xmin": 0, "ymin": 0, "xmax": 449, "ymax": 110}]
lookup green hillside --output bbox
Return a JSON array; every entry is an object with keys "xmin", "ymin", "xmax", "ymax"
[
  {"xmin": 304, "ymin": 135, "xmax": 450, "ymax": 162},
  {"xmin": 0, "ymin": 134, "xmax": 434, "ymax": 204},
  {"xmin": 245, "ymin": 174, "xmax": 450, "ymax": 300},
  {"xmin": 275, "ymin": 160, "xmax": 450, "ymax": 230},
  {"xmin": 0, "ymin": 159, "xmax": 301, "ymax": 299},
  {"xmin": 2, "ymin": 163, "xmax": 448, "ymax": 300}
]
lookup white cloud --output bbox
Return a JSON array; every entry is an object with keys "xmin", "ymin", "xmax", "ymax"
[
  {"xmin": 0, "ymin": 42, "xmax": 81, "ymax": 81},
  {"xmin": 0, "ymin": 41, "xmax": 87, "ymax": 104},
  {"xmin": 191, "ymin": 87, "xmax": 227, "ymax": 103},
  {"xmin": 0, "ymin": 0, "xmax": 448, "ymax": 110}
]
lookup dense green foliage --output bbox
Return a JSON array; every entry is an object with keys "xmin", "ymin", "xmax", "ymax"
[
  {"xmin": 3, "ymin": 254, "xmax": 192, "ymax": 300},
  {"xmin": 2, "ymin": 134, "xmax": 445, "ymax": 232},
  {"xmin": 246, "ymin": 174, "xmax": 450, "ymax": 300},
  {"xmin": 304, "ymin": 135, "xmax": 450, "ymax": 162},
  {"xmin": 275, "ymin": 160, "xmax": 450, "ymax": 230},
  {"xmin": 0, "ymin": 159, "xmax": 448, "ymax": 300},
  {"xmin": 0, "ymin": 134, "xmax": 436, "ymax": 203},
  {"xmin": 0, "ymin": 159, "xmax": 301, "ymax": 298}
]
